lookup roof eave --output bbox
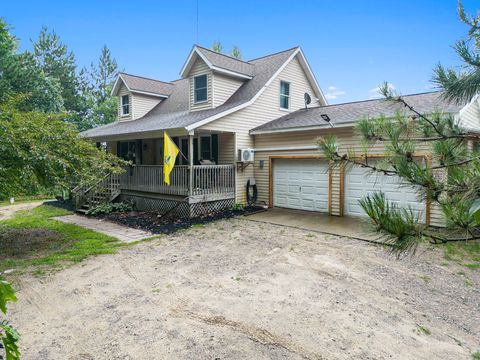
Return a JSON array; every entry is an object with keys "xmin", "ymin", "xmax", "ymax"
[
  {"xmin": 250, "ymin": 122, "xmax": 354, "ymax": 135},
  {"xmin": 111, "ymin": 74, "xmax": 129, "ymax": 96},
  {"xmin": 130, "ymin": 89, "xmax": 169, "ymax": 98}
]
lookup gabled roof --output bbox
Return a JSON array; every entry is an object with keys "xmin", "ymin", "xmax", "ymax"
[
  {"xmin": 180, "ymin": 45, "xmax": 254, "ymax": 79},
  {"xmin": 83, "ymin": 46, "xmax": 313, "ymax": 140},
  {"xmin": 111, "ymin": 73, "xmax": 175, "ymax": 98},
  {"xmin": 250, "ymin": 92, "xmax": 463, "ymax": 134}
]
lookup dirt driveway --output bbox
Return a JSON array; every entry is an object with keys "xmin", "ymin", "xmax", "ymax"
[{"xmin": 10, "ymin": 218, "xmax": 479, "ymax": 359}]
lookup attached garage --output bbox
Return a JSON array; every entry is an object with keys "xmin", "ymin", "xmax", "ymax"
[
  {"xmin": 344, "ymin": 161, "xmax": 426, "ymax": 222},
  {"xmin": 272, "ymin": 158, "xmax": 329, "ymax": 212}
]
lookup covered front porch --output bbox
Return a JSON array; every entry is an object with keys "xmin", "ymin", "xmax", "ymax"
[{"xmin": 79, "ymin": 129, "xmax": 238, "ymax": 217}]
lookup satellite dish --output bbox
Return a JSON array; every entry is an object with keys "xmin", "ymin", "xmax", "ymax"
[{"xmin": 304, "ymin": 92, "xmax": 311, "ymax": 109}]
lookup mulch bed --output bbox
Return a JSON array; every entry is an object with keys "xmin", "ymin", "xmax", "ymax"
[{"xmin": 95, "ymin": 205, "xmax": 265, "ymax": 235}]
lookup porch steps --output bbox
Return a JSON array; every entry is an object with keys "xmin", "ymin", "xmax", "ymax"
[{"xmin": 72, "ymin": 174, "xmax": 121, "ymax": 214}]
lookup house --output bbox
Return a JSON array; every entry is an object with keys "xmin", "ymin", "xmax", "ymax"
[{"xmin": 79, "ymin": 45, "xmax": 480, "ymax": 225}]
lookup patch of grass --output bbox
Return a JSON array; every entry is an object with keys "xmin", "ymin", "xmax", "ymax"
[
  {"xmin": 465, "ymin": 278, "xmax": 474, "ymax": 287},
  {"xmin": 0, "ymin": 204, "xmax": 120, "ymax": 276},
  {"xmin": 306, "ymin": 233, "xmax": 315, "ymax": 238},
  {"xmin": 152, "ymin": 288, "xmax": 161, "ymax": 293},
  {"xmin": 191, "ymin": 223, "xmax": 205, "ymax": 229},
  {"xmin": 472, "ymin": 352, "xmax": 480, "ymax": 360},
  {"xmin": 442, "ymin": 241, "xmax": 480, "ymax": 269},
  {"xmin": 419, "ymin": 275, "xmax": 431, "ymax": 284},
  {"xmin": 416, "ymin": 325, "xmax": 431, "ymax": 336}
]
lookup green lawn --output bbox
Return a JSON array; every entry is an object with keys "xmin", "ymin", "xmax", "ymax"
[
  {"xmin": 441, "ymin": 240, "xmax": 480, "ymax": 269},
  {"xmin": 0, "ymin": 204, "xmax": 120, "ymax": 277}
]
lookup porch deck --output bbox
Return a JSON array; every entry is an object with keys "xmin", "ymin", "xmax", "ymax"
[
  {"xmin": 120, "ymin": 164, "xmax": 235, "ymax": 201},
  {"xmin": 74, "ymin": 164, "xmax": 236, "ymax": 217}
]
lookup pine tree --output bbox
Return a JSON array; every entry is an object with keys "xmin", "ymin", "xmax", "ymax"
[
  {"xmin": 33, "ymin": 26, "xmax": 84, "ymax": 112},
  {"xmin": 212, "ymin": 40, "xmax": 223, "ymax": 53},
  {"xmin": 231, "ymin": 45, "xmax": 242, "ymax": 59},
  {"xmin": 433, "ymin": 2, "xmax": 480, "ymax": 104},
  {"xmin": 0, "ymin": 18, "xmax": 63, "ymax": 112},
  {"xmin": 89, "ymin": 45, "xmax": 118, "ymax": 103}
]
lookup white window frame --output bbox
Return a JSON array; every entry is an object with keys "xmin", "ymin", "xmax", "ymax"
[
  {"xmin": 121, "ymin": 95, "xmax": 130, "ymax": 116},
  {"xmin": 279, "ymin": 80, "xmax": 290, "ymax": 110},
  {"xmin": 194, "ymin": 74, "xmax": 208, "ymax": 104}
]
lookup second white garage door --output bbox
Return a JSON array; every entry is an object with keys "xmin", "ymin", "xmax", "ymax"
[
  {"xmin": 345, "ymin": 161, "xmax": 426, "ymax": 222},
  {"xmin": 273, "ymin": 158, "xmax": 329, "ymax": 212}
]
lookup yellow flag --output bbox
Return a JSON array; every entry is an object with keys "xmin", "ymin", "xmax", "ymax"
[{"xmin": 163, "ymin": 132, "xmax": 179, "ymax": 185}]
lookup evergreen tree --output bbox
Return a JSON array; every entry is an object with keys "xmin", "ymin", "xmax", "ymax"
[
  {"xmin": 433, "ymin": 2, "xmax": 480, "ymax": 104},
  {"xmin": 79, "ymin": 45, "xmax": 119, "ymax": 130},
  {"xmin": 33, "ymin": 26, "xmax": 85, "ymax": 112},
  {"xmin": 212, "ymin": 40, "xmax": 223, "ymax": 53},
  {"xmin": 231, "ymin": 45, "xmax": 242, "ymax": 59},
  {"xmin": 0, "ymin": 18, "xmax": 63, "ymax": 112}
]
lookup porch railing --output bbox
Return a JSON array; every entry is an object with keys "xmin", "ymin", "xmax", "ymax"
[
  {"xmin": 120, "ymin": 165, "xmax": 189, "ymax": 196},
  {"xmin": 192, "ymin": 165, "xmax": 235, "ymax": 196},
  {"xmin": 119, "ymin": 164, "xmax": 235, "ymax": 197}
]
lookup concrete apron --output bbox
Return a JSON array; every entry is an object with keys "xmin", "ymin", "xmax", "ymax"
[{"xmin": 244, "ymin": 207, "xmax": 385, "ymax": 243}]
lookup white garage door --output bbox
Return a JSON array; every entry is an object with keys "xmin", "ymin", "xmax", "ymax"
[
  {"xmin": 273, "ymin": 159, "xmax": 329, "ymax": 212},
  {"xmin": 345, "ymin": 161, "xmax": 425, "ymax": 222}
]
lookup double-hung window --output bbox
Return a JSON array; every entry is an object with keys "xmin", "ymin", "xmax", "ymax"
[
  {"xmin": 279, "ymin": 81, "xmax": 290, "ymax": 110},
  {"xmin": 194, "ymin": 74, "xmax": 208, "ymax": 103},
  {"xmin": 121, "ymin": 95, "xmax": 130, "ymax": 116}
]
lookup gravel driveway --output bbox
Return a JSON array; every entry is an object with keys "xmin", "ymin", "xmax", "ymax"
[{"xmin": 10, "ymin": 218, "xmax": 479, "ymax": 359}]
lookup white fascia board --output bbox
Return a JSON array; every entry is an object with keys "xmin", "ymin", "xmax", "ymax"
[
  {"xmin": 130, "ymin": 90, "xmax": 169, "ymax": 98},
  {"xmin": 179, "ymin": 46, "xmax": 214, "ymax": 78},
  {"xmin": 250, "ymin": 122, "xmax": 354, "ymax": 135},
  {"xmin": 297, "ymin": 48, "xmax": 327, "ymax": 105},
  {"xmin": 211, "ymin": 66, "xmax": 252, "ymax": 80},
  {"xmin": 185, "ymin": 48, "xmax": 301, "ymax": 132},
  {"xmin": 110, "ymin": 74, "xmax": 130, "ymax": 96}
]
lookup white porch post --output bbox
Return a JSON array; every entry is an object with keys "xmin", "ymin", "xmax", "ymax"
[{"xmin": 188, "ymin": 131, "xmax": 194, "ymax": 196}]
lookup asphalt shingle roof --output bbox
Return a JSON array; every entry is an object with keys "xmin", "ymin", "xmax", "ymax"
[
  {"xmin": 82, "ymin": 47, "xmax": 299, "ymax": 140},
  {"xmin": 194, "ymin": 45, "xmax": 254, "ymax": 77},
  {"xmin": 120, "ymin": 73, "xmax": 175, "ymax": 96},
  {"xmin": 251, "ymin": 92, "xmax": 463, "ymax": 133}
]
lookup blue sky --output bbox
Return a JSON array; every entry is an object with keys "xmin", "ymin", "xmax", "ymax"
[{"xmin": 2, "ymin": 0, "xmax": 477, "ymax": 103}]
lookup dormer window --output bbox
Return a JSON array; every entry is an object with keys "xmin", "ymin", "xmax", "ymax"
[
  {"xmin": 121, "ymin": 95, "xmax": 130, "ymax": 116},
  {"xmin": 279, "ymin": 81, "xmax": 290, "ymax": 110},
  {"xmin": 194, "ymin": 74, "xmax": 208, "ymax": 103}
]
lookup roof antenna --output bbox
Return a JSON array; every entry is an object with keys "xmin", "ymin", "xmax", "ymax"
[
  {"xmin": 304, "ymin": 92, "xmax": 311, "ymax": 109},
  {"xmin": 196, "ymin": 0, "xmax": 199, "ymax": 43}
]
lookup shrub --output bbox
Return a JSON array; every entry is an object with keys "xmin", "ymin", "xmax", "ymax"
[
  {"xmin": 86, "ymin": 202, "xmax": 133, "ymax": 216},
  {"xmin": 232, "ymin": 203, "xmax": 244, "ymax": 211}
]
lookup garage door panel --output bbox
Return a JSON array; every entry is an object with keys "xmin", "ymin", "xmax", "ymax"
[
  {"xmin": 345, "ymin": 161, "xmax": 425, "ymax": 222},
  {"xmin": 273, "ymin": 159, "xmax": 328, "ymax": 212}
]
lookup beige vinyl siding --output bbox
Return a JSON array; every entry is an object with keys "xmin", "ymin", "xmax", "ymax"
[
  {"xmin": 199, "ymin": 55, "xmax": 321, "ymax": 202},
  {"xmin": 217, "ymin": 133, "xmax": 235, "ymax": 164},
  {"xmin": 212, "ymin": 73, "xmax": 244, "ymax": 107},
  {"xmin": 253, "ymin": 127, "xmax": 444, "ymax": 226},
  {"xmin": 131, "ymin": 94, "xmax": 162, "ymax": 120},
  {"xmin": 118, "ymin": 84, "xmax": 132, "ymax": 121},
  {"xmin": 458, "ymin": 96, "xmax": 480, "ymax": 131},
  {"xmin": 189, "ymin": 58, "xmax": 213, "ymax": 111}
]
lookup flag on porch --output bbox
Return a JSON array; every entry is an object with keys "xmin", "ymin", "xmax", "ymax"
[{"xmin": 163, "ymin": 132, "xmax": 179, "ymax": 185}]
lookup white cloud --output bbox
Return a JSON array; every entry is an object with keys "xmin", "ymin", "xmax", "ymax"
[
  {"xmin": 325, "ymin": 86, "xmax": 346, "ymax": 100},
  {"xmin": 368, "ymin": 83, "xmax": 395, "ymax": 99}
]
